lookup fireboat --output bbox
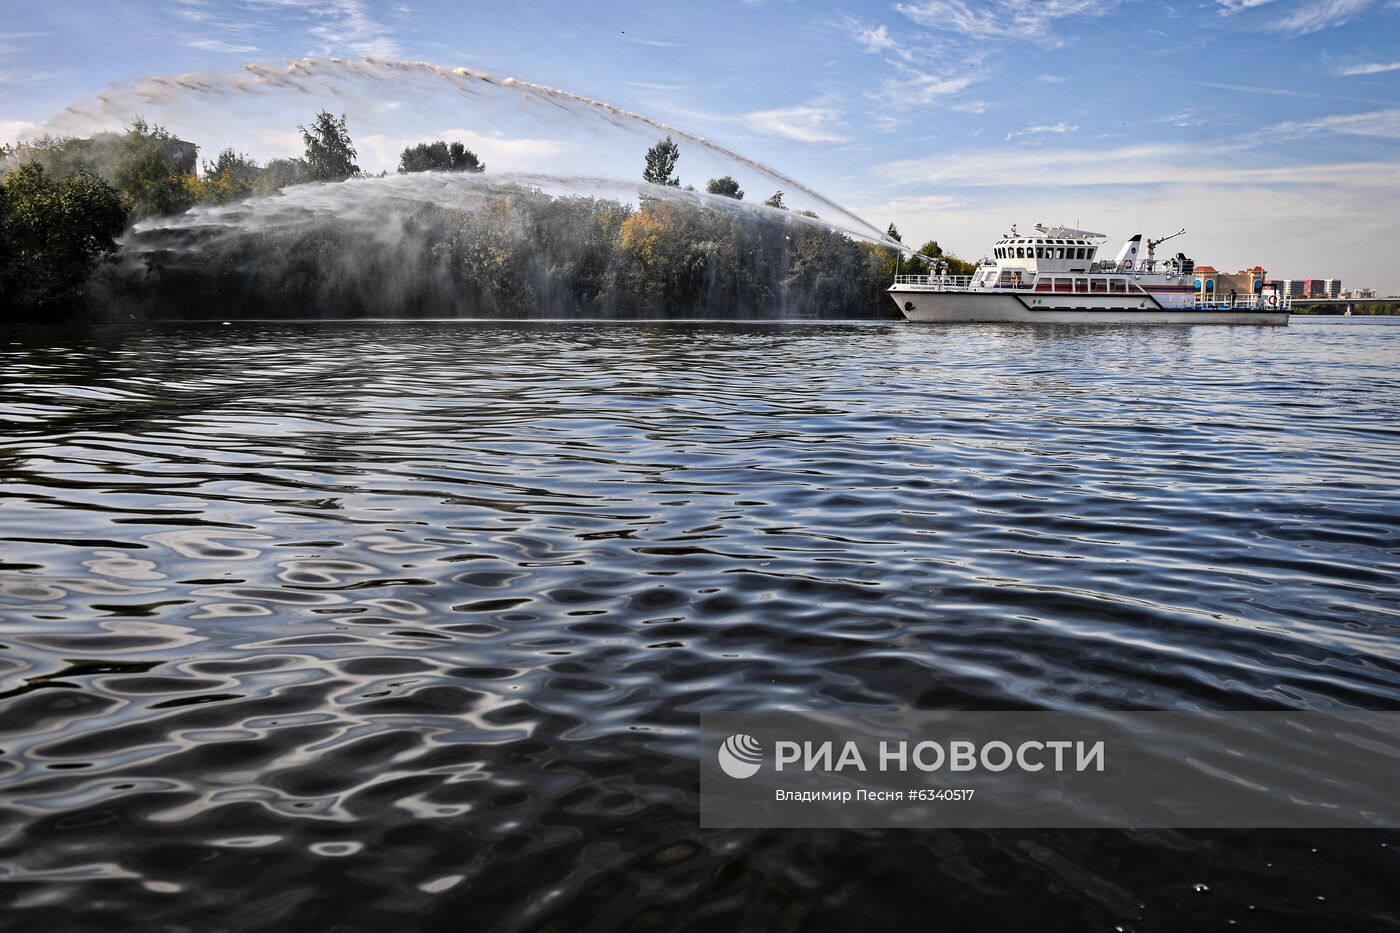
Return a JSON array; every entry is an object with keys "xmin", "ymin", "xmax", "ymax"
[{"xmin": 890, "ymin": 225, "xmax": 1289, "ymax": 325}]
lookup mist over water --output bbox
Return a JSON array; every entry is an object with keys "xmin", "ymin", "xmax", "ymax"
[
  {"xmin": 40, "ymin": 57, "xmax": 921, "ymax": 320},
  {"xmin": 99, "ymin": 171, "xmax": 896, "ymax": 320}
]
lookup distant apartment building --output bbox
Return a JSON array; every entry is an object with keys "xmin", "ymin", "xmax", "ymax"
[{"xmin": 1207, "ymin": 270, "xmax": 1350, "ymax": 300}]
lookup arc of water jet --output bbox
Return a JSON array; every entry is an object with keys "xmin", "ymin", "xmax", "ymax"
[
  {"xmin": 53, "ymin": 56, "xmax": 914, "ymax": 254},
  {"xmin": 364, "ymin": 58, "xmax": 905, "ymax": 250}
]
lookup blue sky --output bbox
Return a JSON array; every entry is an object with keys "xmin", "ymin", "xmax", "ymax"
[{"xmin": 2, "ymin": 0, "xmax": 1398, "ymax": 293}]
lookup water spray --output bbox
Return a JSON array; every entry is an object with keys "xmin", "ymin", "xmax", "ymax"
[{"xmin": 52, "ymin": 56, "xmax": 911, "ymax": 254}]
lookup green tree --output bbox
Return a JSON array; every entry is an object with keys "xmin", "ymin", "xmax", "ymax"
[
  {"xmin": 764, "ymin": 190, "xmax": 786, "ymax": 210},
  {"xmin": 705, "ymin": 176, "xmax": 743, "ymax": 199},
  {"xmin": 399, "ymin": 140, "xmax": 485, "ymax": 174},
  {"xmin": 194, "ymin": 148, "xmax": 262, "ymax": 203},
  {"xmin": 916, "ymin": 239, "xmax": 976, "ymax": 276},
  {"xmin": 0, "ymin": 162, "xmax": 127, "ymax": 317},
  {"xmin": 299, "ymin": 111, "xmax": 360, "ymax": 182},
  {"xmin": 114, "ymin": 118, "xmax": 198, "ymax": 220},
  {"xmin": 399, "ymin": 141, "xmax": 448, "ymax": 173},
  {"xmin": 256, "ymin": 158, "xmax": 311, "ymax": 193},
  {"xmin": 447, "ymin": 141, "xmax": 484, "ymax": 173},
  {"xmin": 901, "ymin": 254, "xmax": 930, "ymax": 277},
  {"xmin": 642, "ymin": 136, "xmax": 680, "ymax": 187},
  {"xmin": 4, "ymin": 133, "xmax": 121, "ymax": 183},
  {"xmin": 886, "ymin": 223, "xmax": 902, "ymax": 242}
]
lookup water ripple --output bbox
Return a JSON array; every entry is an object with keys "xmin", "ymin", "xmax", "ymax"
[{"xmin": 2, "ymin": 319, "xmax": 1399, "ymax": 930}]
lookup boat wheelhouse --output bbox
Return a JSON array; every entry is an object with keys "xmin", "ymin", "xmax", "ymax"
[{"xmin": 890, "ymin": 224, "xmax": 1289, "ymax": 325}]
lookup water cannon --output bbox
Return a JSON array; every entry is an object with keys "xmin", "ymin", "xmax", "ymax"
[{"xmin": 1146, "ymin": 229, "xmax": 1186, "ymax": 261}]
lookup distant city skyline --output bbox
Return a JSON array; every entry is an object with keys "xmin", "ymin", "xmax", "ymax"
[{"xmin": 2, "ymin": 0, "xmax": 1398, "ymax": 293}]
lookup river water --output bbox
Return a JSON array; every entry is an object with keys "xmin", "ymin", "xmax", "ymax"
[{"xmin": 2, "ymin": 317, "xmax": 1398, "ymax": 930}]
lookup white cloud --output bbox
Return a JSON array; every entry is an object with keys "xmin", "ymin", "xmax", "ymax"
[
  {"xmin": 185, "ymin": 38, "xmax": 261, "ymax": 53},
  {"xmin": 356, "ymin": 129, "xmax": 568, "ymax": 173},
  {"xmin": 1216, "ymin": 0, "xmax": 1278, "ymax": 13},
  {"xmin": 897, "ymin": 70, "xmax": 980, "ymax": 106},
  {"xmin": 1338, "ymin": 60, "xmax": 1400, "ymax": 75},
  {"xmin": 743, "ymin": 105, "xmax": 847, "ymax": 143},
  {"xmin": 875, "ymin": 141, "xmax": 1400, "ymax": 188},
  {"xmin": 1039, "ymin": 74, "xmax": 1067, "ymax": 83},
  {"xmin": 835, "ymin": 9, "xmax": 995, "ymax": 125},
  {"xmin": 1005, "ymin": 121, "xmax": 1078, "ymax": 141},
  {"xmin": 173, "ymin": 0, "xmax": 212, "ymax": 23},
  {"xmin": 894, "ymin": 0, "xmax": 1116, "ymax": 44},
  {"xmin": 249, "ymin": 127, "xmax": 305, "ymax": 154},
  {"xmin": 1270, "ymin": 0, "xmax": 1376, "ymax": 34},
  {"xmin": 1260, "ymin": 106, "xmax": 1400, "ymax": 139},
  {"xmin": 0, "ymin": 70, "xmax": 68, "ymax": 87},
  {"xmin": 255, "ymin": 0, "xmax": 399, "ymax": 55},
  {"xmin": 173, "ymin": 0, "xmax": 399, "ymax": 57},
  {"xmin": 855, "ymin": 192, "xmax": 972, "ymax": 216},
  {"xmin": 621, "ymin": 35, "xmax": 681, "ymax": 47},
  {"xmin": 1159, "ymin": 109, "xmax": 1204, "ymax": 127},
  {"xmin": 1176, "ymin": 78, "xmax": 1393, "ymax": 104},
  {"xmin": 438, "ymin": 129, "xmax": 569, "ymax": 164},
  {"xmin": 0, "ymin": 117, "xmax": 39, "ymax": 142},
  {"xmin": 841, "ymin": 18, "xmax": 898, "ymax": 54}
]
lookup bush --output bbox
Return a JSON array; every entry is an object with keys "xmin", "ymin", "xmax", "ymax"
[{"xmin": 1, "ymin": 162, "xmax": 127, "ymax": 319}]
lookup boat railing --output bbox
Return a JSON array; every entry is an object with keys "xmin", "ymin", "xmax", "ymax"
[
  {"xmin": 892, "ymin": 274, "xmax": 977, "ymax": 289},
  {"xmin": 1196, "ymin": 293, "xmax": 1291, "ymax": 311},
  {"xmin": 1090, "ymin": 260, "xmax": 1194, "ymax": 275},
  {"xmin": 893, "ymin": 273, "xmax": 1292, "ymax": 310}
]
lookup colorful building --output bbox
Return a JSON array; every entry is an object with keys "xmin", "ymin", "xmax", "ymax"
[{"xmin": 1196, "ymin": 265, "xmax": 1270, "ymax": 298}]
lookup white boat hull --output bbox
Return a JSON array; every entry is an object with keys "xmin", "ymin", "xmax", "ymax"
[{"xmin": 890, "ymin": 289, "xmax": 1288, "ymax": 325}]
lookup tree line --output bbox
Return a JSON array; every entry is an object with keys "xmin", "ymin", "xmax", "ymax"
[
  {"xmin": 1, "ymin": 115, "xmax": 969, "ymax": 321},
  {"xmin": 639, "ymin": 134, "xmax": 973, "ymax": 278}
]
